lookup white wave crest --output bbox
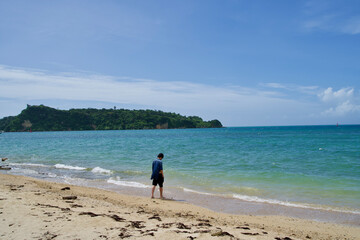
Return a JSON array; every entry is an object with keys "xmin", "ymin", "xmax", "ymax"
[
  {"xmin": 107, "ymin": 177, "xmax": 148, "ymax": 188},
  {"xmin": 183, "ymin": 188, "xmax": 213, "ymax": 196},
  {"xmin": 91, "ymin": 167, "xmax": 112, "ymax": 174},
  {"xmin": 54, "ymin": 164, "xmax": 86, "ymax": 170}
]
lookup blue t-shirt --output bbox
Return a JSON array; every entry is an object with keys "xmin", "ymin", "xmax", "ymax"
[{"xmin": 151, "ymin": 159, "xmax": 163, "ymax": 180}]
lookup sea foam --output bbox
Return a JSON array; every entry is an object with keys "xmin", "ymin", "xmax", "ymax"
[
  {"xmin": 232, "ymin": 194, "xmax": 360, "ymax": 215},
  {"xmin": 107, "ymin": 177, "xmax": 148, "ymax": 188},
  {"xmin": 54, "ymin": 164, "xmax": 86, "ymax": 170},
  {"xmin": 91, "ymin": 167, "xmax": 112, "ymax": 174},
  {"xmin": 183, "ymin": 188, "xmax": 213, "ymax": 196},
  {"xmin": 10, "ymin": 163, "xmax": 49, "ymax": 168}
]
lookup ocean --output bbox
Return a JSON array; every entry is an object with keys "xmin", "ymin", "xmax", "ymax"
[{"xmin": 1, "ymin": 125, "xmax": 359, "ymax": 225}]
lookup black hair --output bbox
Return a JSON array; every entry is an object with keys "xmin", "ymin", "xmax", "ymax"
[{"xmin": 158, "ymin": 153, "xmax": 164, "ymax": 158}]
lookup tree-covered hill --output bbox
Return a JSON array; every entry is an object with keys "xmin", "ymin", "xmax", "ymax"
[{"xmin": 0, "ymin": 105, "xmax": 222, "ymax": 132}]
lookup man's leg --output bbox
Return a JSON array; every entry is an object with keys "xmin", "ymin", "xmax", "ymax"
[
  {"xmin": 151, "ymin": 185, "xmax": 156, "ymax": 198},
  {"xmin": 159, "ymin": 187, "xmax": 163, "ymax": 199}
]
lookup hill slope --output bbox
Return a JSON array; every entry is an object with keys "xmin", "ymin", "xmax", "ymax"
[{"xmin": 0, "ymin": 105, "xmax": 222, "ymax": 132}]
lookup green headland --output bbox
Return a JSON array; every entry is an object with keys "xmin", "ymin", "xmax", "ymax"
[{"xmin": 0, "ymin": 105, "xmax": 222, "ymax": 132}]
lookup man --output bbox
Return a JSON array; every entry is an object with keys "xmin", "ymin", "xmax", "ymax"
[{"xmin": 151, "ymin": 153, "xmax": 164, "ymax": 199}]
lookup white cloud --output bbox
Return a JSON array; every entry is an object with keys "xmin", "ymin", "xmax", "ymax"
[
  {"xmin": 323, "ymin": 100, "xmax": 360, "ymax": 116},
  {"xmin": 319, "ymin": 87, "xmax": 354, "ymax": 102},
  {"xmin": 319, "ymin": 87, "xmax": 360, "ymax": 116}
]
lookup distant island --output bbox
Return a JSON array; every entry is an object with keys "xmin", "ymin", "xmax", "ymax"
[{"xmin": 0, "ymin": 105, "xmax": 222, "ymax": 132}]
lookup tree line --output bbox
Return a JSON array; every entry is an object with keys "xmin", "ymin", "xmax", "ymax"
[{"xmin": 0, "ymin": 105, "xmax": 223, "ymax": 132}]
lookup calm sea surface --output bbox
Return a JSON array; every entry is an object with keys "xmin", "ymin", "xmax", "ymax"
[{"xmin": 1, "ymin": 125, "xmax": 359, "ymax": 222}]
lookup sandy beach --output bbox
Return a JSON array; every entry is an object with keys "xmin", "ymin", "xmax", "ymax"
[{"xmin": 0, "ymin": 173, "xmax": 359, "ymax": 240}]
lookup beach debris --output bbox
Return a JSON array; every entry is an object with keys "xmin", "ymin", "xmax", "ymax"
[
  {"xmin": 7, "ymin": 184, "xmax": 24, "ymax": 190},
  {"xmin": 275, "ymin": 237, "xmax": 292, "ymax": 240},
  {"xmin": 0, "ymin": 158, "xmax": 10, "ymax": 170},
  {"xmin": 148, "ymin": 214, "xmax": 162, "ymax": 221},
  {"xmin": 36, "ymin": 203, "xmax": 60, "ymax": 209},
  {"xmin": 211, "ymin": 231, "xmax": 234, "ymax": 237},
  {"xmin": 118, "ymin": 232, "xmax": 131, "ymax": 238},
  {"xmin": 43, "ymin": 231, "xmax": 57, "ymax": 240},
  {"xmin": 128, "ymin": 221, "xmax": 145, "ymax": 229},
  {"xmin": 196, "ymin": 218, "xmax": 210, "ymax": 222},
  {"xmin": 70, "ymin": 204, "xmax": 83, "ymax": 208},
  {"xmin": 157, "ymin": 223, "xmax": 173, "ymax": 228},
  {"xmin": 144, "ymin": 232, "xmax": 155, "ymax": 236},
  {"xmin": 0, "ymin": 166, "xmax": 11, "ymax": 170},
  {"xmin": 44, "ymin": 212, "xmax": 53, "ymax": 217},
  {"xmin": 195, "ymin": 222, "xmax": 212, "ymax": 227},
  {"xmin": 61, "ymin": 207, "xmax": 71, "ymax": 212},
  {"xmin": 137, "ymin": 208, "xmax": 146, "ymax": 214},
  {"xmin": 35, "ymin": 203, "xmax": 71, "ymax": 212},
  {"xmin": 187, "ymin": 236, "xmax": 195, "ymax": 240},
  {"xmin": 194, "ymin": 230, "xmax": 210, "ymax": 233},
  {"xmin": 140, "ymin": 229, "xmax": 158, "ymax": 235},
  {"xmin": 175, "ymin": 212, "xmax": 195, "ymax": 217},
  {"xmin": 62, "ymin": 196, "xmax": 77, "ymax": 200},
  {"xmin": 108, "ymin": 214, "xmax": 125, "ymax": 222},
  {"xmin": 61, "ymin": 187, "xmax": 70, "ymax": 191},
  {"xmin": 79, "ymin": 211, "xmax": 100, "ymax": 217},
  {"xmin": 241, "ymin": 232, "xmax": 259, "ymax": 236},
  {"xmin": 173, "ymin": 230, "xmax": 190, "ymax": 234},
  {"xmin": 176, "ymin": 222, "xmax": 191, "ymax": 230},
  {"xmin": 236, "ymin": 226, "xmax": 250, "ymax": 230}
]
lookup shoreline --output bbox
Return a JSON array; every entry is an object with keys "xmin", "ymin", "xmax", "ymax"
[
  {"xmin": 1, "ymin": 173, "xmax": 359, "ymax": 239},
  {"xmin": 5, "ymin": 167, "xmax": 360, "ymax": 227}
]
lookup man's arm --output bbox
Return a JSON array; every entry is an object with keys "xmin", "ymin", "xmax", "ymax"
[{"xmin": 159, "ymin": 170, "xmax": 164, "ymax": 178}]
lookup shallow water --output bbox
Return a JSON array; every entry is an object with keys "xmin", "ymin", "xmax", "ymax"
[{"xmin": 1, "ymin": 126, "xmax": 359, "ymax": 224}]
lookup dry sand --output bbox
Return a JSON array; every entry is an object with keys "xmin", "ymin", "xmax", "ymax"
[{"xmin": 0, "ymin": 173, "xmax": 359, "ymax": 240}]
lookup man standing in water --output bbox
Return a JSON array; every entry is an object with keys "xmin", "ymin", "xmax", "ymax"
[{"xmin": 151, "ymin": 153, "xmax": 164, "ymax": 199}]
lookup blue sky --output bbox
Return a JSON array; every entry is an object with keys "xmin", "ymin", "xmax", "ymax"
[{"xmin": 0, "ymin": 0, "xmax": 359, "ymax": 126}]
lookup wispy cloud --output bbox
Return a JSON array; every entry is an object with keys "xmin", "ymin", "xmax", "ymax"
[
  {"xmin": 302, "ymin": 1, "xmax": 360, "ymax": 35},
  {"xmin": 342, "ymin": 17, "xmax": 360, "ymax": 35},
  {"xmin": 304, "ymin": 16, "xmax": 360, "ymax": 35},
  {"xmin": 261, "ymin": 82, "xmax": 319, "ymax": 95},
  {"xmin": 0, "ymin": 65, "xmax": 358, "ymax": 125}
]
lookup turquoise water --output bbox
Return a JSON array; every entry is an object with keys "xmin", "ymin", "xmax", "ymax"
[{"xmin": 1, "ymin": 126, "xmax": 359, "ymax": 215}]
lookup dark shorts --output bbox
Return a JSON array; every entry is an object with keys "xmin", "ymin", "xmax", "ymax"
[{"xmin": 152, "ymin": 176, "xmax": 164, "ymax": 188}]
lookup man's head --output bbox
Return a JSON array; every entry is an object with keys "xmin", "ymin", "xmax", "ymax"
[{"xmin": 157, "ymin": 153, "xmax": 164, "ymax": 160}]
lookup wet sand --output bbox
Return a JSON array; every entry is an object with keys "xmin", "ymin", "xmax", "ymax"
[{"xmin": 1, "ymin": 173, "xmax": 359, "ymax": 239}]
